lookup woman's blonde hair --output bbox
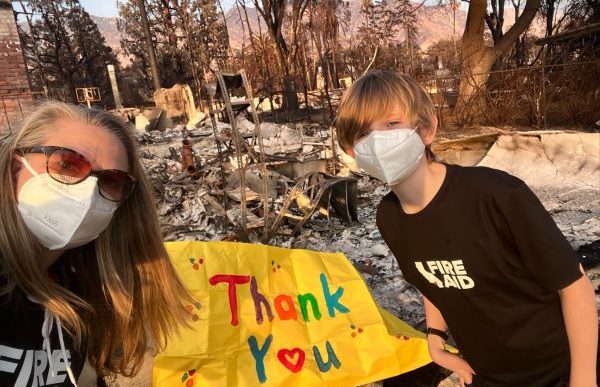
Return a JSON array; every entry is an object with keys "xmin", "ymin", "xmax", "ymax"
[
  {"xmin": 0, "ymin": 101, "xmax": 191, "ymax": 376},
  {"xmin": 336, "ymin": 70, "xmax": 437, "ymax": 159}
]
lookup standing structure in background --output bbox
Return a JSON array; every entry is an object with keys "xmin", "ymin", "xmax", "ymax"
[
  {"xmin": 0, "ymin": 0, "xmax": 33, "ymax": 134},
  {"xmin": 107, "ymin": 65, "xmax": 123, "ymax": 109}
]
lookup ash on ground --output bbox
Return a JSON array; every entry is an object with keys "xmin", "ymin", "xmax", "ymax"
[
  {"xmin": 274, "ymin": 179, "xmax": 600, "ymax": 328},
  {"xmin": 125, "ymin": 120, "xmax": 599, "ymax": 387},
  {"xmin": 137, "ymin": 123, "xmax": 599, "ymax": 328}
]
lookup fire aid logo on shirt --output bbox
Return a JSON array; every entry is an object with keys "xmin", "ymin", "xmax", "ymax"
[{"xmin": 415, "ymin": 260, "xmax": 475, "ymax": 289}]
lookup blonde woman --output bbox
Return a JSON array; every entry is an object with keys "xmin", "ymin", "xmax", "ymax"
[{"xmin": 0, "ymin": 101, "xmax": 191, "ymax": 386}]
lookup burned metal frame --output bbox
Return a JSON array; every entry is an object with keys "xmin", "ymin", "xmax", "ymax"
[
  {"xmin": 208, "ymin": 71, "xmax": 272, "ymax": 242},
  {"xmin": 267, "ymin": 172, "xmax": 358, "ymax": 242}
]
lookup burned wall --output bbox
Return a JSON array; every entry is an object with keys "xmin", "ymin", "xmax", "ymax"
[{"xmin": 0, "ymin": 0, "xmax": 32, "ymax": 134}]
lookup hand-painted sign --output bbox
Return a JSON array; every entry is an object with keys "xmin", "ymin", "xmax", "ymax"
[{"xmin": 153, "ymin": 241, "xmax": 432, "ymax": 387}]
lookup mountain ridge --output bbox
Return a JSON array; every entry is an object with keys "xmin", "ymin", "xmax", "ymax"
[{"xmin": 21, "ymin": 5, "xmax": 544, "ymax": 67}]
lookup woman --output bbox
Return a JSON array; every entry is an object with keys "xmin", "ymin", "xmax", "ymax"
[{"xmin": 0, "ymin": 101, "xmax": 191, "ymax": 386}]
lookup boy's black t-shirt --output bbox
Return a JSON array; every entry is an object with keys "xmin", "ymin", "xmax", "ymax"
[
  {"xmin": 376, "ymin": 164, "xmax": 583, "ymax": 387},
  {"xmin": 0, "ymin": 290, "xmax": 86, "ymax": 386}
]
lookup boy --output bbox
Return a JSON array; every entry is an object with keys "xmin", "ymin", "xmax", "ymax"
[{"xmin": 336, "ymin": 70, "xmax": 597, "ymax": 387}]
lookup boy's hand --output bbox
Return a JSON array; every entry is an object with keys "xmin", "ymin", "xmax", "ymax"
[
  {"xmin": 559, "ymin": 267, "xmax": 598, "ymax": 387},
  {"xmin": 427, "ymin": 335, "xmax": 475, "ymax": 387}
]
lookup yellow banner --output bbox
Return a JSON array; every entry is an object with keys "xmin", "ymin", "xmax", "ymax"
[{"xmin": 154, "ymin": 241, "xmax": 432, "ymax": 387}]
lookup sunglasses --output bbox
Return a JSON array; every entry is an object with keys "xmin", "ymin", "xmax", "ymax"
[{"xmin": 19, "ymin": 145, "xmax": 136, "ymax": 202}]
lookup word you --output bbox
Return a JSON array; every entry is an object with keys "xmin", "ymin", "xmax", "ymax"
[{"xmin": 248, "ymin": 335, "xmax": 341, "ymax": 383}]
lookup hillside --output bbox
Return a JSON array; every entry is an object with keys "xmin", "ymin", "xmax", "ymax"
[
  {"xmin": 30, "ymin": 3, "xmax": 544, "ymax": 65},
  {"xmin": 223, "ymin": 1, "xmax": 544, "ymax": 50}
]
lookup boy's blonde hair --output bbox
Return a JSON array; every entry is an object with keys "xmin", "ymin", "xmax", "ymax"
[{"xmin": 336, "ymin": 70, "xmax": 436, "ymax": 159}]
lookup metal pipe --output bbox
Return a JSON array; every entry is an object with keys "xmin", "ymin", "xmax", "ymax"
[{"xmin": 181, "ymin": 139, "xmax": 196, "ymax": 174}]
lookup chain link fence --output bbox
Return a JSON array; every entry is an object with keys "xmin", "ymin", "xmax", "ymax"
[
  {"xmin": 3, "ymin": 62, "xmax": 599, "ymax": 136},
  {"xmin": 419, "ymin": 60, "xmax": 600, "ymax": 129}
]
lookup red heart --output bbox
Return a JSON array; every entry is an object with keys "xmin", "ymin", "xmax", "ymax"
[{"xmin": 277, "ymin": 348, "xmax": 305, "ymax": 373}]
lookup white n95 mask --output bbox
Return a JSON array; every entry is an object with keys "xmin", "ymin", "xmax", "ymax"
[
  {"xmin": 17, "ymin": 157, "xmax": 117, "ymax": 250},
  {"xmin": 353, "ymin": 128, "xmax": 425, "ymax": 186}
]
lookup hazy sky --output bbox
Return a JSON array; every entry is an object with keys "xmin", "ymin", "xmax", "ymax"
[
  {"xmin": 78, "ymin": 0, "xmax": 238, "ymax": 17},
  {"xmin": 78, "ymin": 0, "xmax": 449, "ymax": 18},
  {"xmin": 79, "ymin": 0, "xmax": 120, "ymax": 17}
]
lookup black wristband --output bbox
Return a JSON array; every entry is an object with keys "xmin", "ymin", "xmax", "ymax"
[{"xmin": 426, "ymin": 327, "xmax": 448, "ymax": 341}]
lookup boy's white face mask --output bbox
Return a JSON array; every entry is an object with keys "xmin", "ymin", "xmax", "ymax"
[
  {"xmin": 17, "ymin": 157, "xmax": 117, "ymax": 250},
  {"xmin": 353, "ymin": 127, "xmax": 425, "ymax": 186}
]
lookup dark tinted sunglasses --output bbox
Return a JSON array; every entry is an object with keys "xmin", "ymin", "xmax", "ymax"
[{"xmin": 19, "ymin": 145, "xmax": 136, "ymax": 202}]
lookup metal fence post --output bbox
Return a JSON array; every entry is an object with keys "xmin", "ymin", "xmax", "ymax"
[
  {"xmin": 1, "ymin": 96, "xmax": 11, "ymax": 136},
  {"xmin": 541, "ymin": 51, "xmax": 547, "ymax": 128}
]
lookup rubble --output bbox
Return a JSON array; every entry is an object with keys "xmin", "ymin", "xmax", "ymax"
[
  {"xmin": 371, "ymin": 243, "xmax": 389, "ymax": 257},
  {"xmin": 154, "ymin": 83, "xmax": 197, "ymax": 122},
  {"xmin": 135, "ymin": 113, "xmax": 150, "ymax": 133},
  {"xmin": 186, "ymin": 111, "xmax": 207, "ymax": 129},
  {"xmin": 137, "ymin": 107, "xmax": 171, "ymax": 132},
  {"xmin": 180, "ymin": 139, "xmax": 199, "ymax": 175},
  {"xmin": 137, "ymin": 124, "xmax": 599, "ymax": 325},
  {"xmin": 103, "ymin": 73, "xmax": 598, "ymax": 387},
  {"xmin": 477, "ymin": 132, "xmax": 600, "ymax": 249},
  {"xmin": 136, "ymin": 107, "xmax": 352, "ymax": 244},
  {"xmin": 133, "ymin": 109, "xmax": 599, "ymax": 387}
]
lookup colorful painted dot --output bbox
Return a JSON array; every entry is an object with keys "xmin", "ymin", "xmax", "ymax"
[
  {"xmin": 185, "ymin": 303, "xmax": 201, "ymax": 321},
  {"xmin": 277, "ymin": 264, "xmax": 281, "ymax": 269},
  {"xmin": 272, "ymin": 260, "xmax": 275, "ymax": 265},
  {"xmin": 272, "ymin": 268, "xmax": 276, "ymax": 273},
  {"xmin": 182, "ymin": 369, "xmax": 197, "ymax": 385},
  {"xmin": 189, "ymin": 257, "xmax": 204, "ymax": 270},
  {"xmin": 350, "ymin": 324, "xmax": 364, "ymax": 337}
]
